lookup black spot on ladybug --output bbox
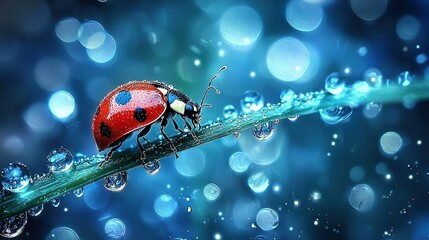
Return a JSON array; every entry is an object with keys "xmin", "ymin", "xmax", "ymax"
[
  {"xmin": 100, "ymin": 122, "xmax": 111, "ymax": 138},
  {"xmin": 134, "ymin": 107, "xmax": 147, "ymax": 122},
  {"xmin": 95, "ymin": 106, "xmax": 100, "ymax": 116},
  {"xmin": 115, "ymin": 90, "xmax": 132, "ymax": 105}
]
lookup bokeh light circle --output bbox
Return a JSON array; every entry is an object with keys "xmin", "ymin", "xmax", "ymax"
[
  {"xmin": 396, "ymin": 15, "xmax": 420, "ymax": 41},
  {"xmin": 203, "ymin": 183, "xmax": 221, "ymax": 201},
  {"xmin": 174, "ymin": 148, "xmax": 206, "ymax": 177},
  {"xmin": 256, "ymin": 208, "xmax": 279, "ymax": 231},
  {"xmin": 229, "ymin": 151, "xmax": 250, "ymax": 173},
  {"xmin": 55, "ymin": 18, "xmax": 81, "ymax": 43},
  {"xmin": 78, "ymin": 20, "xmax": 106, "ymax": 49},
  {"xmin": 86, "ymin": 33, "xmax": 116, "ymax": 64},
  {"xmin": 154, "ymin": 194, "xmax": 178, "ymax": 218},
  {"xmin": 34, "ymin": 57, "xmax": 70, "ymax": 91},
  {"xmin": 83, "ymin": 183, "xmax": 110, "ymax": 210},
  {"xmin": 46, "ymin": 227, "xmax": 80, "ymax": 240},
  {"xmin": 104, "ymin": 218, "xmax": 126, "ymax": 239},
  {"xmin": 266, "ymin": 37, "xmax": 309, "ymax": 81},
  {"xmin": 220, "ymin": 6, "xmax": 262, "ymax": 48},
  {"xmin": 24, "ymin": 102, "xmax": 56, "ymax": 133},
  {"xmin": 350, "ymin": 0, "xmax": 388, "ymax": 21},
  {"xmin": 348, "ymin": 184, "xmax": 375, "ymax": 212},
  {"xmin": 286, "ymin": 0, "xmax": 323, "ymax": 32},
  {"xmin": 48, "ymin": 90, "xmax": 76, "ymax": 121},
  {"xmin": 380, "ymin": 131, "xmax": 402, "ymax": 155}
]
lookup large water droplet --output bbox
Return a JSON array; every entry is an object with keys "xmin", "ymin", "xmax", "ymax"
[
  {"xmin": 229, "ymin": 152, "xmax": 250, "ymax": 173},
  {"xmin": 319, "ymin": 106, "xmax": 353, "ymax": 125},
  {"xmin": 363, "ymin": 68, "xmax": 383, "ymax": 87},
  {"xmin": 325, "ymin": 72, "xmax": 345, "ymax": 95},
  {"xmin": 0, "ymin": 212, "xmax": 27, "ymax": 238},
  {"xmin": 349, "ymin": 184, "xmax": 375, "ymax": 212},
  {"xmin": 203, "ymin": 183, "xmax": 221, "ymax": 201},
  {"xmin": 240, "ymin": 91, "xmax": 264, "ymax": 114},
  {"xmin": 251, "ymin": 122, "xmax": 275, "ymax": 141},
  {"xmin": 397, "ymin": 71, "xmax": 413, "ymax": 87},
  {"xmin": 1, "ymin": 163, "xmax": 30, "ymax": 193},
  {"xmin": 105, "ymin": 218, "xmax": 126, "ymax": 239},
  {"xmin": 223, "ymin": 105, "xmax": 238, "ymax": 120},
  {"xmin": 103, "ymin": 171, "xmax": 128, "ymax": 192},
  {"xmin": 255, "ymin": 208, "xmax": 279, "ymax": 231},
  {"xmin": 143, "ymin": 160, "xmax": 161, "ymax": 175},
  {"xmin": 248, "ymin": 172, "xmax": 269, "ymax": 193},
  {"xmin": 47, "ymin": 147, "xmax": 73, "ymax": 173},
  {"xmin": 51, "ymin": 198, "xmax": 60, "ymax": 208},
  {"xmin": 154, "ymin": 194, "xmax": 178, "ymax": 218},
  {"xmin": 28, "ymin": 204, "xmax": 44, "ymax": 217},
  {"xmin": 73, "ymin": 187, "xmax": 84, "ymax": 198}
]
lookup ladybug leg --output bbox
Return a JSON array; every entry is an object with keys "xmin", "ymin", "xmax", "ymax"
[
  {"xmin": 136, "ymin": 125, "xmax": 151, "ymax": 162},
  {"xmin": 180, "ymin": 115, "xmax": 200, "ymax": 143},
  {"xmin": 99, "ymin": 140, "xmax": 124, "ymax": 168},
  {"xmin": 171, "ymin": 118, "xmax": 185, "ymax": 133},
  {"xmin": 160, "ymin": 117, "xmax": 179, "ymax": 158}
]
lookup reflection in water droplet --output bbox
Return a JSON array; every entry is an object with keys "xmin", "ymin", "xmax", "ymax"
[
  {"xmin": 0, "ymin": 212, "xmax": 27, "ymax": 238},
  {"xmin": 256, "ymin": 208, "xmax": 279, "ymax": 231},
  {"xmin": 248, "ymin": 172, "xmax": 269, "ymax": 193},
  {"xmin": 105, "ymin": 218, "xmax": 126, "ymax": 239},
  {"xmin": 103, "ymin": 171, "xmax": 128, "ymax": 192},
  {"xmin": 397, "ymin": 71, "xmax": 413, "ymax": 87},
  {"xmin": 240, "ymin": 91, "xmax": 264, "ymax": 114},
  {"xmin": 154, "ymin": 194, "xmax": 178, "ymax": 218},
  {"xmin": 73, "ymin": 187, "xmax": 84, "ymax": 198},
  {"xmin": 46, "ymin": 227, "xmax": 80, "ymax": 240},
  {"xmin": 325, "ymin": 72, "xmax": 345, "ymax": 95},
  {"xmin": 223, "ymin": 105, "xmax": 238, "ymax": 120},
  {"xmin": 251, "ymin": 122, "xmax": 275, "ymax": 141},
  {"xmin": 47, "ymin": 147, "xmax": 74, "ymax": 173},
  {"xmin": 144, "ymin": 160, "xmax": 161, "ymax": 175},
  {"xmin": 1, "ymin": 162, "xmax": 30, "ymax": 193},
  {"xmin": 51, "ymin": 198, "xmax": 60, "ymax": 208},
  {"xmin": 203, "ymin": 183, "xmax": 221, "ymax": 201},
  {"xmin": 28, "ymin": 204, "xmax": 44, "ymax": 217},
  {"xmin": 229, "ymin": 152, "xmax": 250, "ymax": 173},
  {"xmin": 349, "ymin": 184, "xmax": 375, "ymax": 212},
  {"xmin": 319, "ymin": 106, "xmax": 353, "ymax": 125}
]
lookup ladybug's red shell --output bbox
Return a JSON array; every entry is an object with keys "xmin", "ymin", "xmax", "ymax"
[{"xmin": 92, "ymin": 81, "xmax": 167, "ymax": 151}]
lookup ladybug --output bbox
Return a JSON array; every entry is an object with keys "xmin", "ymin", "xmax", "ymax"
[{"xmin": 92, "ymin": 66, "xmax": 227, "ymax": 167}]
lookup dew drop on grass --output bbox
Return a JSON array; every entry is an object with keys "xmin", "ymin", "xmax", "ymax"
[
  {"xmin": 1, "ymin": 163, "xmax": 30, "ymax": 193},
  {"xmin": 103, "ymin": 171, "xmax": 128, "ymax": 192}
]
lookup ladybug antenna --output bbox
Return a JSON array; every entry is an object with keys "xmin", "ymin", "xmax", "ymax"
[{"xmin": 199, "ymin": 66, "xmax": 227, "ymax": 111}]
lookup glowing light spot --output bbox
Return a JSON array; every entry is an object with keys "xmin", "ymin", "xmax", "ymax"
[
  {"xmin": 380, "ymin": 131, "xmax": 402, "ymax": 155},
  {"xmin": 48, "ymin": 90, "xmax": 76, "ymax": 121},
  {"xmin": 214, "ymin": 232, "xmax": 222, "ymax": 240},
  {"xmin": 248, "ymin": 172, "xmax": 269, "ymax": 193},
  {"xmin": 266, "ymin": 37, "xmax": 309, "ymax": 81},
  {"xmin": 350, "ymin": 0, "xmax": 388, "ymax": 21},
  {"xmin": 250, "ymin": 71, "xmax": 256, "ymax": 78},
  {"xmin": 55, "ymin": 18, "xmax": 81, "ymax": 43},
  {"xmin": 218, "ymin": 49, "xmax": 225, "ymax": 57},
  {"xmin": 78, "ymin": 20, "xmax": 106, "ymax": 49},
  {"xmin": 194, "ymin": 59, "xmax": 201, "ymax": 66},
  {"xmin": 220, "ymin": 6, "xmax": 262, "ymax": 48},
  {"xmin": 386, "ymin": 174, "xmax": 391, "ymax": 180},
  {"xmin": 86, "ymin": 33, "xmax": 116, "ymax": 64},
  {"xmin": 286, "ymin": 0, "xmax": 323, "ymax": 32},
  {"xmin": 396, "ymin": 15, "xmax": 420, "ymax": 41}
]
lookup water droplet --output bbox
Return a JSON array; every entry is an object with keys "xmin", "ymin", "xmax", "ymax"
[
  {"xmin": 229, "ymin": 152, "xmax": 250, "ymax": 173},
  {"xmin": 105, "ymin": 218, "xmax": 126, "ymax": 239},
  {"xmin": 28, "ymin": 204, "xmax": 44, "ymax": 217},
  {"xmin": 0, "ymin": 212, "xmax": 27, "ymax": 238},
  {"xmin": 51, "ymin": 198, "xmax": 60, "ymax": 208},
  {"xmin": 240, "ymin": 91, "xmax": 264, "ymax": 114},
  {"xmin": 397, "ymin": 71, "xmax": 414, "ymax": 87},
  {"xmin": 103, "ymin": 171, "xmax": 128, "ymax": 192},
  {"xmin": 1, "ymin": 162, "xmax": 30, "ymax": 193},
  {"xmin": 380, "ymin": 131, "xmax": 402, "ymax": 155},
  {"xmin": 319, "ymin": 106, "xmax": 353, "ymax": 124},
  {"xmin": 47, "ymin": 147, "xmax": 74, "ymax": 173},
  {"xmin": 203, "ymin": 183, "xmax": 221, "ymax": 201},
  {"xmin": 143, "ymin": 160, "xmax": 161, "ymax": 175},
  {"xmin": 352, "ymin": 81, "xmax": 370, "ymax": 92},
  {"xmin": 154, "ymin": 194, "xmax": 178, "ymax": 218},
  {"xmin": 73, "ymin": 152, "xmax": 87, "ymax": 165},
  {"xmin": 349, "ymin": 184, "xmax": 375, "ymax": 212},
  {"xmin": 222, "ymin": 105, "xmax": 238, "ymax": 120},
  {"xmin": 364, "ymin": 68, "xmax": 383, "ymax": 87},
  {"xmin": 288, "ymin": 115, "xmax": 299, "ymax": 121},
  {"xmin": 280, "ymin": 89, "xmax": 296, "ymax": 104},
  {"xmin": 73, "ymin": 187, "xmax": 84, "ymax": 198},
  {"xmin": 256, "ymin": 208, "xmax": 279, "ymax": 231},
  {"xmin": 251, "ymin": 122, "xmax": 275, "ymax": 141},
  {"xmin": 248, "ymin": 172, "xmax": 269, "ymax": 193},
  {"xmin": 325, "ymin": 72, "xmax": 345, "ymax": 95},
  {"xmin": 232, "ymin": 131, "xmax": 241, "ymax": 138}
]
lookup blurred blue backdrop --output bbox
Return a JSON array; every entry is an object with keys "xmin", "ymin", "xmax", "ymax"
[{"xmin": 1, "ymin": 0, "xmax": 429, "ymax": 239}]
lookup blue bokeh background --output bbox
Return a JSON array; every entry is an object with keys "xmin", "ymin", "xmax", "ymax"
[{"xmin": 1, "ymin": 0, "xmax": 429, "ymax": 239}]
